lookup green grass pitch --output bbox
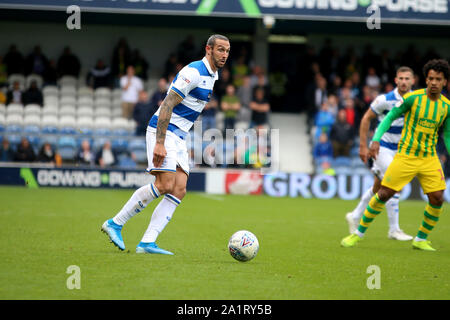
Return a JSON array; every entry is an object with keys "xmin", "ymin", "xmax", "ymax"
[{"xmin": 1, "ymin": 186, "xmax": 450, "ymax": 300}]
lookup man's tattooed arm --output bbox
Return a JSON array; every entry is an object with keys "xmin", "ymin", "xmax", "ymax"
[{"xmin": 156, "ymin": 90, "xmax": 184, "ymax": 144}]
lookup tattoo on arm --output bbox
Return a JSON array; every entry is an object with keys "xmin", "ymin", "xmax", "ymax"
[{"xmin": 156, "ymin": 90, "xmax": 184, "ymax": 144}]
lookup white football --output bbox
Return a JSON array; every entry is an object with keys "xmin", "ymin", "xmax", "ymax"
[{"xmin": 228, "ymin": 230, "xmax": 259, "ymax": 262}]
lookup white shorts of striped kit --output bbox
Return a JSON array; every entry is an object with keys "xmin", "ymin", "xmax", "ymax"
[{"xmin": 146, "ymin": 127, "xmax": 189, "ymax": 176}]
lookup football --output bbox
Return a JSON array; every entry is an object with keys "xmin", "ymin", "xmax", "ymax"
[{"xmin": 228, "ymin": 230, "xmax": 259, "ymax": 262}]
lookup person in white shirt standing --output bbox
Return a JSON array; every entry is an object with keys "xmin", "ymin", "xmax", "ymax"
[
  {"xmin": 120, "ymin": 65, "xmax": 143, "ymax": 119},
  {"xmin": 102, "ymin": 34, "xmax": 231, "ymax": 255}
]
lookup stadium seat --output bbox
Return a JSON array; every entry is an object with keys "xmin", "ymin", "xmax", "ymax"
[
  {"xmin": 111, "ymin": 107, "xmax": 122, "ymax": 118},
  {"xmin": 42, "ymin": 104, "xmax": 59, "ymax": 116},
  {"xmin": 0, "ymin": 103, "xmax": 5, "ymax": 115},
  {"xmin": 60, "ymin": 96, "xmax": 77, "ymax": 105},
  {"xmin": 77, "ymin": 106, "xmax": 94, "ymax": 118},
  {"xmin": 27, "ymin": 135, "xmax": 41, "ymax": 154},
  {"xmin": 128, "ymin": 138, "xmax": 147, "ymax": 163},
  {"xmin": 111, "ymin": 138, "xmax": 129, "ymax": 154},
  {"xmin": 94, "ymin": 87, "xmax": 111, "ymax": 100},
  {"xmin": 351, "ymin": 156, "xmax": 365, "ymax": 168},
  {"xmin": 39, "ymin": 135, "xmax": 59, "ymax": 149},
  {"xmin": 59, "ymin": 115, "xmax": 77, "ymax": 134},
  {"xmin": 0, "ymin": 114, "xmax": 5, "ymax": 133},
  {"xmin": 24, "ymin": 104, "xmax": 42, "ymax": 117},
  {"xmin": 25, "ymin": 74, "xmax": 43, "ymax": 89},
  {"xmin": 112, "ymin": 98, "xmax": 122, "ymax": 108},
  {"xmin": 112, "ymin": 88, "xmax": 122, "ymax": 100},
  {"xmin": 41, "ymin": 115, "xmax": 59, "ymax": 134},
  {"xmin": 235, "ymin": 121, "xmax": 249, "ymax": 131},
  {"xmin": 117, "ymin": 153, "xmax": 137, "ymax": 169},
  {"xmin": 6, "ymin": 103, "xmax": 24, "ymax": 116},
  {"xmin": 23, "ymin": 114, "xmax": 41, "ymax": 127},
  {"xmin": 7, "ymin": 134, "xmax": 22, "ymax": 148},
  {"xmin": 59, "ymin": 76, "xmax": 78, "ymax": 87},
  {"xmin": 334, "ymin": 166, "xmax": 353, "ymax": 175},
  {"xmin": 77, "ymin": 96, "xmax": 94, "ymax": 107},
  {"xmin": 93, "ymin": 117, "xmax": 112, "ymax": 135},
  {"xmin": 92, "ymin": 136, "xmax": 110, "ymax": 150},
  {"xmin": 111, "ymin": 117, "xmax": 132, "ymax": 136},
  {"xmin": 42, "ymin": 85, "xmax": 59, "ymax": 96},
  {"xmin": 59, "ymin": 105, "xmax": 77, "ymax": 117},
  {"xmin": 77, "ymin": 86, "xmax": 94, "ymax": 98},
  {"xmin": 350, "ymin": 146, "xmax": 359, "ymax": 157},
  {"xmin": 94, "ymin": 107, "xmax": 110, "ymax": 118},
  {"xmin": 95, "ymin": 98, "xmax": 112, "ymax": 109},
  {"xmin": 43, "ymin": 96, "xmax": 59, "ymax": 106},
  {"xmin": 57, "ymin": 135, "xmax": 78, "ymax": 160},
  {"xmin": 332, "ymin": 156, "xmax": 351, "ymax": 168},
  {"xmin": 7, "ymin": 74, "xmax": 25, "ymax": 88}
]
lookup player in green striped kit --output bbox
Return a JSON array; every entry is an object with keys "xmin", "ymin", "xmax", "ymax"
[{"xmin": 341, "ymin": 59, "xmax": 450, "ymax": 251}]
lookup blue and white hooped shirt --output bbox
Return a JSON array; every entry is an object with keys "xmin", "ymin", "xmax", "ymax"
[{"xmin": 149, "ymin": 56, "xmax": 218, "ymax": 139}]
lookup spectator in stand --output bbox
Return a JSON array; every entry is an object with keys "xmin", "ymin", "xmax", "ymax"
[
  {"xmin": 3, "ymin": 44, "xmax": 24, "ymax": 75},
  {"xmin": 249, "ymin": 65, "xmax": 268, "ymax": 89},
  {"xmin": 76, "ymin": 139, "xmax": 95, "ymax": 166},
  {"xmin": 0, "ymin": 56, "xmax": 7, "ymax": 87},
  {"xmin": 14, "ymin": 137, "xmax": 36, "ymax": 162},
  {"xmin": 305, "ymin": 73, "xmax": 327, "ymax": 128},
  {"xmin": 328, "ymin": 75, "xmax": 342, "ymax": 96},
  {"xmin": 249, "ymin": 87, "xmax": 270, "ymax": 128},
  {"xmin": 201, "ymin": 93, "xmax": 218, "ymax": 132},
  {"xmin": 43, "ymin": 59, "xmax": 58, "ymax": 86},
  {"xmin": 130, "ymin": 49, "xmax": 149, "ymax": 81},
  {"xmin": 111, "ymin": 38, "xmax": 131, "ymax": 86},
  {"xmin": 0, "ymin": 138, "xmax": 15, "ymax": 162},
  {"xmin": 37, "ymin": 142, "xmax": 61, "ymax": 166},
  {"xmin": 232, "ymin": 55, "xmax": 249, "ymax": 88},
  {"xmin": 214, "ymin": 67, "xmax": 231, "ymax": 103},
  {"xmin": 325, "ymin": 94, "xmax": 339, "ymax": 117},
  {"xmin": 95, "ymin": 141, "xmax": 117, "ymax": 167},
  {"xmin": 57, "ymin": 46, "xmax": 81, "ymax": 78},
  {"xmin": 25, "ymin": 45, "xmax": 48, "ymax": 76},
  {"xmin": 0, "ymin": 90, "xmax": 6, "ymax": 104},
  {"xmin": 149, "ymin": 77, "xmax": 168, "ymax": 110},
  {"xmin": 252, "ymin": 72, "xmax": 270, "ymax": 101},
  {"xmin": 343, "ymin": 98, "xmax": 356, "ymax": 127},
  {"xmin": 6, "ymin": 81, "xmax": 23, "ymax": 105},
  {"xmin": 221, "ymin": 84, "xmax": 241, "ymax": 130},
  {"xmin": 365, "ymin": 67, "xmax": 381, "ymax": 90},
  {"xmin": 133, "ymin": 91, "xmax": 157, "ymax": 136},
  {"xmin": 313, "ymin": 102, "xmax": 335, "ymax": 141},
  {"xmin": 236, "ymin": 75, "xmax": 253, "ymax": 123},
  {"xmin": 313, "ymin": 132, "xmax": 333, "ymax": 164},
  {"xmin": 163, "ymin": 53, "xmax": 178, "ymax": 80},
  {"xmin": 177, "ymin": 35, "xmax": 197, "ymax": 65},
  {"xmin": 330, "ymin": 109, "xmax": 354, "ymax": 158},
  {"xmin": 120, "ymin": 65, "xmax": 143, "ymax": 119},
  {"xmin": 86, "ymin": 59, "xmax": 112, "ymax": 89},
  {"xmin": 23, "ymin": 80, "xmax": 43, "ymax": 106}
]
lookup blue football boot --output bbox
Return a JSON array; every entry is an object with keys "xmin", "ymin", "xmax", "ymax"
[
  {"xmin": 136, "ymin": 242, "xmax": 174, "ymax": 255},
  {"xmin": 101, "ymin": 219, "xmax": 125, "ymax": 251}
]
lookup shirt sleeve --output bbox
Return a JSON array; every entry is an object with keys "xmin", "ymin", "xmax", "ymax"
[
  {"xmin": 370, "ymin": 95, "xmax": 387, "ymax": 115},
  {"xmin": 372, "ymin": 95, "xmax": 413, "ymax": 142},
  {"xmin": 443, "ymin": 115, "xmax": 450, "ymax": 155},
  {"xmin": 170, "ymin": 66, "xmax": 200, "ymax": 99}
]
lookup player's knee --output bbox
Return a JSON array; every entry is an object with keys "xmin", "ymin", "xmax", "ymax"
[
  {"xmin": 155, "ymin": 179, "xmax": 176, "ymax": 195},
  {"xmin": 428, "ymin": 192, "xmax": 444, "ymax": 207},
  {"xmin": 377, "ymin": 187, "xmax": 395, "ymax": 202},
  {"xmin": 172, "ymin": 186, "xmax": 186, "ymax": 200}
]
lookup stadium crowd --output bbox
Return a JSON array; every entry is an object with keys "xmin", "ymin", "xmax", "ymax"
[{"xmin": 0, "ymin": 37, "xmax": 449, "ymax": 173}]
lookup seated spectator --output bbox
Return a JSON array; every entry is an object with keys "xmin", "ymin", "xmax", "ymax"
[
  {"xmin": 201, "ymin": 94, "xmax": 218, "ymax": 132},
  {"xmin": 0, "ymin": 55, "xmax": 7, "ymax": 87},
  {"xmin": 149, "ymin": 77, "xmax": 167, "ymax": 110},
  {"xmin": 343, "ymin": 98, "xmax": 356, "ymax": 127},
  {"xmin": 305, "ymin": 73, "xmax": 327, "ymax": 128},
  {"xmin": 25, "ymin": 45, "xmax": 48, "ymax": 76},
  {"xmin": 37, "ymin": 142, "xmax": 61, "ymax": 166},
  {"xmin": 313, "ymin": 103, "xmax": 335, "ymax": 141},
  {"xmin": 57, "ymin": 46, "xmax": 81, "ymax": 78},
  {"xmin": 95, "ymin": 141, "xmax": 117, "ymax": 167},
  {"xmin": 130, "ymin": 49, "xmax": 149, "ymax": 80},
  {"xmin": 313, "ymin": 132, "xmax": 333, "ymax": 164},
  {"xmin": 6, "ymin": 81, "xmax": 23, "ymax": 105},
  {"xmin": 325, "ymin": 94, "xmax": 339, "ymax": 117},
  {"xmin": 43, "ymin": 59, "xmax": 58, "ymax": 86},
  {"xmin": 249, "ymin": 87, "xmax": 270, "ymax": 128},
  {"xmin": 76, "ymin": 140, "xmax": 95, "ymax": 166},
  {"xmin": 365, "ymin": 67, "xmax": 381, "ymax": 90},
  {"xmin": 330, "ymin": 109, "xmax": 355, "ymax": 157},
  {"xmin": 221, "ymin": 84, "xmax": 241, "ymax": 130},
  {"xmin": 120, "ymin": 65, "xmax": 143, "ymax": 119},
  {"xmin": 86, "ymin": 59, "xmax": 112, "ymax": 89},
  {"xmin": 14, "ymin": 137, "xmax": 36, "ymax": 162},
  {"xmin": 3, "ymin": 44, "xmax": 24, "ymax": 75},
  {"xmin": 23, "ymin": 80, "xmax": 43, "ymax": 106},
  {"xmin": 133, "ymin": 90, "xmax": 158, "ymax": 136},
  {"xmin": 236, "ymin": 75, "xmax": 252, "ymax": 123},
  {"xmin": 0, "ymin": 139, "xmax": 15, "ymax": 162}
]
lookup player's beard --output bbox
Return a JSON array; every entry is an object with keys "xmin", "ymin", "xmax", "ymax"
[{"xmin": 213, "ymin": 53, "xmax": 226, "ymax": 69}]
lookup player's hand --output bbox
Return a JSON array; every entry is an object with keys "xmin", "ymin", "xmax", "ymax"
[
  {"xmin": 368, "ymin": 141, "xmax": 380, "ymax": 160},
  {"xmin": 153, "ymin": 143, "xmax": 167, "ymax": 168},
  {"xmin": 359, "ymin": 145, "xmax": 369, "ymax": 163}
]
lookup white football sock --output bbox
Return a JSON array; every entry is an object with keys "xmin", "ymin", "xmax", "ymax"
[
  {"xmin": 351, "ymin": 187, "xmax": 374, "ymax": 222},
  {"xmin": 141, "ymin": 194, "xmax": 181, "ymax": 243},
  {"xmin": 112, "ymin": 183, "xmax": 160, "ymax": 226},
  {"xmin": 386, "ymin": 195, "xmax": 400, "ymax": 233}
]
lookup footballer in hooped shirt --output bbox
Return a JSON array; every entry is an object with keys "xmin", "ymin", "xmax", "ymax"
[{"xmin": 102, "ymin": 35, "xmax": 230, "ymax": 254}]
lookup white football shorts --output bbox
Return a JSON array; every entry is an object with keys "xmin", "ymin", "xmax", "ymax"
[
  {"xmin": 371, "ymin": 146, "xmax": 396, "ymax": 180},
  {"xmin": 146, "ymin": 127, "xmax": 190, "ymax": 176}
]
